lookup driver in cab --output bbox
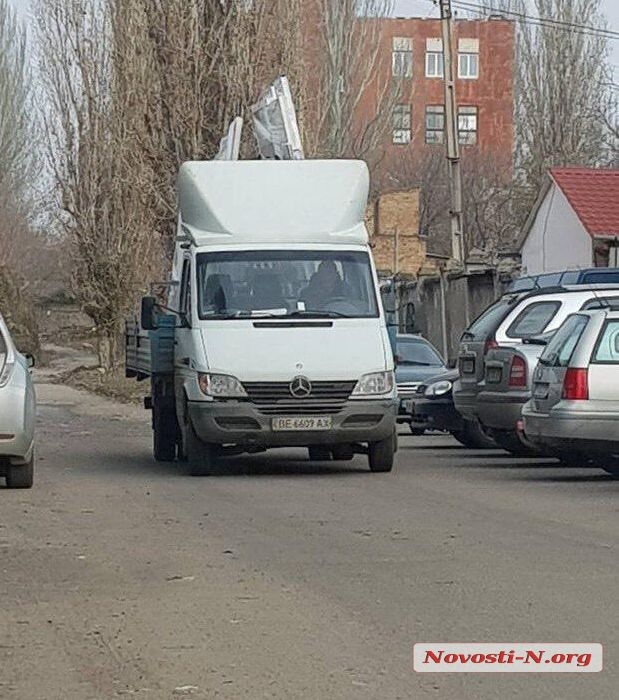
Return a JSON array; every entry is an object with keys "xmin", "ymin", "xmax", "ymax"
[{"xmin": 301, "ymin": 260, "xmax": 349, "ymax": 309}]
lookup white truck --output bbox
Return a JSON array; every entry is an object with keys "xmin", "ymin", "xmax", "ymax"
[{"xmin": 126, "ymin": 158, "xmax": 398, "ymax": 475}]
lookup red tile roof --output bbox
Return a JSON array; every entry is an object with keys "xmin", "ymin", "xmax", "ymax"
[{"xmin": 550, "ymin": 167, "xmax": 619, "ymax": 238}]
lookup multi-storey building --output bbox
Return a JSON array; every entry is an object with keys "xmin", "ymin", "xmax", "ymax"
[{"xmin": 355, "ymin": 16, "xmax": 515, "ymax": 183}]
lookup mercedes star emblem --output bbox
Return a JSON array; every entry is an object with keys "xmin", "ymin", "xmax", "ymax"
[{"xmin": 289, "ymin": 376, "xmax": 312, "ymax": 398}]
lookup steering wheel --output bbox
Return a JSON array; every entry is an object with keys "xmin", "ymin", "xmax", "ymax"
[{"xmin": 323, "ymin": 296, "xmax": 361, "ymax": 315}]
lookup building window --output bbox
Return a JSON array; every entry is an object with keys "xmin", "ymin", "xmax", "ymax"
[
  {"xmin": 425, "ymin": 38, "xmax": 444, "ymax": 78},
  {"xmin": 426, "ymin": 51, "xmax": 444, "ymax": 78},
  {"xmin": 458, "ymin": 38, "xmax": 479, "ymax": 79},
  {"xmin": 458, "ymin": 106, "xmax": 478, "ymax": 145},
  {"xmin": 392, "ymin": 104, "xmax": 411, "ymax": 144},
  {"xmin": 392, "ymin": 37, "xmax": 413, "ymax": 78},
  {"xmin": 425, "ymin": 105, "xmax": 445, "ymax": 144},
  {"xmin": 459, "ymin": 52, "xmax": 479, "ymax": 78}
]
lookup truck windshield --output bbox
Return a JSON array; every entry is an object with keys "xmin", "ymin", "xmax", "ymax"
[{"xmin": 196, "ymin": 250, "xmax": 379, "ymax": 320}]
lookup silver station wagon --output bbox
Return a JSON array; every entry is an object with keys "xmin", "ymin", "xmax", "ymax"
[
  {"xmin": 523, "ymin": 309, "xmax": 619, "ymax": 476},
  {"xmin": 0, "ymin": 314, "xmax": 36, "ymax": 488}
]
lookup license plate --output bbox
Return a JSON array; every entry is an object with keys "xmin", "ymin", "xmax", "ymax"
[
  {"xmin": 460, "ymin": 358, "xmax": 475, "ymax": 374},
  {"xmin": 272, "ymin": 416, "xmax": 333, "ymax": 431},
  {"xmin": 487, "ymin": 367, "xmax": 502, "ymax": 383},
  {"xmin": 401, "ymin": 399, "xmax": 414, "ymax": 413}
]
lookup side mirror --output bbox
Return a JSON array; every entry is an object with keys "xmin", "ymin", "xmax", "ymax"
[
  {"xmin": 24, "ymin": 353, "xmax": 35, "ymax": 368},
  {"xmin": 141, "ymin": 296, "xmax": 159, "ymax": 331}
]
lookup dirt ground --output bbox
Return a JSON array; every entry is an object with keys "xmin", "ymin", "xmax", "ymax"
[{"xmin": 1, "ymin": 380, "xmax": 617, "ymax": 699}]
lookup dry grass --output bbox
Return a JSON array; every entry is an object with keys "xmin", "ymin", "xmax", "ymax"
[{"xmin": 60, "ymin": 366, "xmax": 147, "ymax": 405}]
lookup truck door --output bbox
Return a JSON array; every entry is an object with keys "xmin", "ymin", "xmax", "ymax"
[{"xmin": 174, "ymin": 256, "xmax": 197, "ymax": 434}]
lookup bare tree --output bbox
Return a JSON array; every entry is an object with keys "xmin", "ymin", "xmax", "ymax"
[
  {"xmin": 0, "ymin": 0, "xmax": 40, "ymax": 352},
  {"xmin": 309, "ymin": 0, "xmax": 400, "ymax": 167},
  {"xmin": 37, "ymin": 0, "xmax": 163, "ymax": 366},
  {"xmin": 510, "ymin": 0, "xmax": 615, "ymax": 196},
  {"xmin": 37, "ymin": 0, "xmax": 308, "ymax": 366}
]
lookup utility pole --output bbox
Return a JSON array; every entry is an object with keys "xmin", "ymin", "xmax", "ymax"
[{"xmin": 439, "ymin": 0, "xmax": 464, "ymax": 265}]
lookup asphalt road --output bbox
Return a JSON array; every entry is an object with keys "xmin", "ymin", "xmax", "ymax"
[{"xmin": 1, "ymin": 382, "xmax": 617, "ymax": 700}]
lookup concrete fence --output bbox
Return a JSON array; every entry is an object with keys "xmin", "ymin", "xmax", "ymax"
[{"xmin": 395, "ymin": 269, "xmax": 509, "ymax": 362}]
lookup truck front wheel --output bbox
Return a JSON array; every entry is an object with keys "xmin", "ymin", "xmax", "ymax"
[
  {"xmin": 368, "ymin": 433, "xmax": 396, "ymax": 473},
  {"xmin": 186, "ymin": 422, "xmax": 219, "ymax": 476}
]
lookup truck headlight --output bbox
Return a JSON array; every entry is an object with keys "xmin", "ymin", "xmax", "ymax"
[
  {"xmin": 424, "ymin": 380, "xmax": 452, "ymax": 398},
  {"xmin": 352, "ymin": 371, "xmax": 394, "ymax": 397},
  {"xmin": 198, "ymin": 373, "xmax": 248, "ymax": 398}
]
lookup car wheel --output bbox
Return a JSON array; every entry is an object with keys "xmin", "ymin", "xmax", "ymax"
[
  {"xmin": 331, "ymin": 445, "xmax": 354, "ymax": 461},
  {"xmin": 153, "ymin": 406, "xmax": 178, "ymax": 462},
  {"xmin": 451, "ymin": 420, "xmax": 495, "ymax": 449},
  {"xmin": 491, "ymin": 430, "xmax": 537, "ymax": 457},
  {"xmin": 558, "ymin": 453, "xmax": 587, "ymax": 468},
  {"xmin": 186, "ymin": 422, "xmax": 219, "ymax": 476},
  {"xmin": 409, "ymin": 424, "xmax": 425, "ymax": 436},
  {"xmin": 6, "ymin": 454, "xmax": 34, "ymax": 489},
  {"xmin": 368, "ymin": 432, "xmax": 395, "ymax": 473},
  {"xmin": 308, "ymin": 446, "xmax": 332, "ymax": 462}
]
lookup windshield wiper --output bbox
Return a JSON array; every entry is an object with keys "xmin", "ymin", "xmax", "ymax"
[
  {"xmin": 287, "ymin": 310, "xmax": 351, "ymax": 319},
  {"xmin": 203, "ymin": 310, "xmax": 288, "ymax": 320}
]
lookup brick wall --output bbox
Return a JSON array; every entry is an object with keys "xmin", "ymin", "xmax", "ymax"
[{"xmin": 366, "ymin": 189, "xmax": 436, "ymax": 276}]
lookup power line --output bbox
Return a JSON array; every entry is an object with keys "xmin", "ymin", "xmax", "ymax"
[{"xmin": 429, "ymin": 0, "xmax": 619, "ymax": 41}]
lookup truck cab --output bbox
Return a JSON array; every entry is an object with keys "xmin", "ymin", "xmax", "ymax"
[{"xmin": 133, "ymin": 159, "xmax": 397, "ymax": 475}]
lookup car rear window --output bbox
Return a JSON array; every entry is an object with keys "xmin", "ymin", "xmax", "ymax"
[
  {"xmin": 465, "ymin": 297, "xmax": 517, "ymax": 340},
  {"xmin": 592, "ymin": 320, "xmax": 619, "ymax": 364},
  {"xmin": 398, "ymin": 340, "xmax": 444, "ymax": 366},
  {"xmin": 539, "ymin": 314, "xmax": 589, "ymax": 368},
  {"xmin": 505, "ymin": 301, "xmax": 560, "ymax": 339}
]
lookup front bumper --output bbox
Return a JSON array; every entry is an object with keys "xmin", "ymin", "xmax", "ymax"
[
  {"xmin": 477, "ymin": 390, "xmax": 529, "ymax": 431},
  {"xmin": 189, "ymin": 398, "xmax": 397, "ymax": 447},
  {"xmin": 410, "ymin": 396, "xmax": 463, "ymax": 433},
  {"xmin": 523, "ymin": 403, "xmax": 619, "ymax": 454}
]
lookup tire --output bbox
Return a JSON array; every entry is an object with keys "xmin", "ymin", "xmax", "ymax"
[
  {"xmin": 451, "ymin": 420, "xmax": 496, "ymax": 449},
  {"xmin": 600, "ymin": 456, "xmax": 619, "ymax": 477},
  {"xmin": 308, "ymin": 446, "xmax": 332, "ymax": 462},
  {"xmin": 153, "ymin": 406, "xmax": 177, "ymax": 462},
  {"xmin": 491, "ymin": 430, "xmax": 537, "ymax": 457},
  {"xmin": 186, "ymin": 422, "xmax": 219, "ymax": 476},
  {"xmin": 558, "ymin": 454, "xmax": 586, "ymax": 468},
  {"xmin": 368, "ymin": 432, "xmax": 395, "ymax": 473},
  {"xmin": 6, "ymin": 454, "xmax": 34, "ymax": 489},
  {"xmin": 409, "ymin": 425, "xmax": 425, "ymax": 436},
  {"xmin": 331, "ymin": 444, "xmax": 354, "ymax": 461}
]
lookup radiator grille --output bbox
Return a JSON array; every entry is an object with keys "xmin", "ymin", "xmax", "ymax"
[{"xmin": 243, "ymin": 381, "xmax": 356, "ymax": 415}]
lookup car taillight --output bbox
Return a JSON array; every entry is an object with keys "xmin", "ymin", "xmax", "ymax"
[
  {"xmin": 562, "ymin": 368, "xmax": 589, "ymax": 400},
  {"xmin": 508, "ymin": 355, "xmax": 527, "ymax": 387},
  {"xmin": 483, "ymin": 338, "xmax": 498, "ymax": 355}
]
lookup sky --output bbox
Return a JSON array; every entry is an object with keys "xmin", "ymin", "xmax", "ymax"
[{"xmin": 8, "ymin": 0, "xmax": 619, "ymax": 74}]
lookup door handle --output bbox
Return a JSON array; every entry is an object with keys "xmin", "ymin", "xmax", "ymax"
[{"xmin": 180, "ymin": 357, "xmax": 190, "ymax": 366}]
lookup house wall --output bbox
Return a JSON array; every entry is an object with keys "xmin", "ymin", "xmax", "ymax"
[{"xmin": 521, "ymin": 184, "xmax": 592, "ymax": 275}]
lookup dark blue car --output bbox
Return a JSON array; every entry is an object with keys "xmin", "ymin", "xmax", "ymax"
[{"xmin": 395, "ymin": 334, "xmax": 446, "ymax": 434}]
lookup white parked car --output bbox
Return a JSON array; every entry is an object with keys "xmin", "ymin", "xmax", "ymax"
[
  {"xmin": 0, "ymin": 314, "xmax": 36, "ymax": 488},
  {"xmin": 523, "ymin": 309, "xmax": 619, "ymax": 476}
]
